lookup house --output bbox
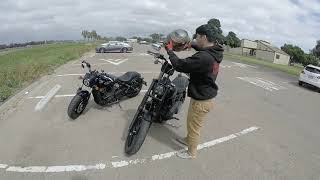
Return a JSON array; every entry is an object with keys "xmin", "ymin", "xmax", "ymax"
[{"xmin": 229, "ymin": 39, "xmax": 290, "ymax": 65}]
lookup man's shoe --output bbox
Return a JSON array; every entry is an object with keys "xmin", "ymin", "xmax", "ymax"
[
  {"xmin": 175, "ymin": 137, "xmax": 188, "ymax": 147},
  {"xmin": 176, "ymin": 151, "xmax": 195, "ymax": 159}
]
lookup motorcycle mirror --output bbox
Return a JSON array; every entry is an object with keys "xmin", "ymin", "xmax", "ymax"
[{"xmin": 81, "ymin": 64, "xmax": 85, "ymax": 68}]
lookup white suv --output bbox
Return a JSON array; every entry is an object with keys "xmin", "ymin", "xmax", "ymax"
[{"xmin": 299, "ymin": 65, "xmax": 320, "ymax": 92}]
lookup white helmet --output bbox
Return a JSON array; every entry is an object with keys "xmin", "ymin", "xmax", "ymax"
[{"xmin": 166, "ymin": 29, "xmax": 191, "ymax": 51}]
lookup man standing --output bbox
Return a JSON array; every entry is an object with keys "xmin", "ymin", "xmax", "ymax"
[{"xmin": 165, "ymin": 25, "xmax": 224, "ymax": 159}]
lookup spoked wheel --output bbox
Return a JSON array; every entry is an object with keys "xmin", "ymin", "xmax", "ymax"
[
  {"xmin": 125, "ymin": 111, "xmax": 151, "ymax": 155},
  {"xmin": 67, "ymin": 95, "xmax": 88, "ymax": 119}
]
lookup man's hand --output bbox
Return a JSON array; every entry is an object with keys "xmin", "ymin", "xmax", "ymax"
[
  {"xmin": 165, "ymin": 40, "xmax": 174, "ymax": 51},
  {"xmin": 183, "ymin": 42, "xmax": 192, "ymax": 50}
]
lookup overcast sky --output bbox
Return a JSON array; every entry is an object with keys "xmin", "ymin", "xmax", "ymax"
[{"xmin": 1, "ymin": 0, "xmax": 319, "ymax": 51}]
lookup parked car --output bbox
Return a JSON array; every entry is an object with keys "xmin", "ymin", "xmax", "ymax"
[
  {"xmin": 151, "ymin": 43, "xmax": 162, "ymax": 51},
  {"xmin": 299, "ymin": 65, "xmax": 320, "ymax": 92},
  {"xmin": 139, "ymin": 41, "xmax": 148, "ymax": 45},
  {"xmin": 96, "ymin": 42, "xmax": 133, "ymax": 53}
]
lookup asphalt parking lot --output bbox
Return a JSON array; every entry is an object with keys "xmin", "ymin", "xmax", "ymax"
[{"xmin": 0, "ymin": 44, "xmax": 319, "ymax": 180}]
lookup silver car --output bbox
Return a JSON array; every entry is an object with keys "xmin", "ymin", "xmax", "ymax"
[{"xmin": 96, "ymin": 42, "xmax": 133, "ymax": 53}]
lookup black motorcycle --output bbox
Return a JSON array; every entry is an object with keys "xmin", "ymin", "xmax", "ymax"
[
  {"xmin": 125, "ymin": 51, "xmax": 189, "ymax": 155},
  {"xmin": 67, "ymin": 60, "xmax": 146, "ymax": 119}
]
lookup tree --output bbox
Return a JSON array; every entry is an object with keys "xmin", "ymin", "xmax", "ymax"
[
  {"xmin": 81, "ymin": 30, "xmax": 88, "ymax": 41},
  {"xmin": 85, "ymin": 30, "xmax": 90, "ymax": 41},
  {"xmin": 312, "ymin": 40, "xmax": 320, "ymax": 57},
  {"xmin": 81, "ymin": 31, "xmax": 85, "ymax": 40},
  {"xmin": 91, "ymin": 30, "xmax": 98, "ymax": 40},
  {"xmin": 150, "ymin": 33, "xmax": 164, "ymax": 43},
  {"xmin": 225, "ymin": 31, "xmax": 241, "ymax": 48},
  {"xmin": 137, "ymin": 37, "xmax": 143, "ymax": 42},
  {"xmin": 281, "ymin": 44, "xmax": 305, "ymax": 64},
  {"xmin": 207, "ymin": 18, "xmax": 225, "ymax": 44},
  {"xmin": 304, "ymin": 54, "xmax": 319, "ymax": 66},
  {"xmin": 115, "ymin": 36, "xmax": 127, "ymax": 42},
  {"xmin": 143, "ymin": 38, "xmax": 153, "ymax": 43}
]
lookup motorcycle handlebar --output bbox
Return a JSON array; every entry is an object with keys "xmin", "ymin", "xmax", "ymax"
[
  {"xmin": 147, "ymin": 51, "xmax": 166, "ymax": 61},
  {"xmin": 81, "ymin": 60, "xmax": 92, "ymax": 72}
]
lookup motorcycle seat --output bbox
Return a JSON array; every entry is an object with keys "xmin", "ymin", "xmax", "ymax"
[{"xmin": 118, "ymin": 71, "xmax": 140, "ymax": 82}]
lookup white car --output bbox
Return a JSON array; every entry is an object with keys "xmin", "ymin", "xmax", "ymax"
[
  {"xmin": 299, "ymin": 65, "xmax": 320, "ymax": 92},
  {"xmin": 139, "ymin": 41, "xmax": 148, "ymax": 45},
  {"xmin": 151, "ymin": 43, "xmax": 162, "ymax": 51}
]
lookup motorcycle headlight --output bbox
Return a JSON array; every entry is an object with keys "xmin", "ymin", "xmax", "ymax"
[
  {"xmin": 82, "ymin": 74, "xmax": 96, "ymax": 87},
  {"xmin": 153, "ymin": 85, "xmax": 164, "ymax": 95},
  {"xmin": 83, "ymin": 79, "xmax": 91, "ymax": 87}
]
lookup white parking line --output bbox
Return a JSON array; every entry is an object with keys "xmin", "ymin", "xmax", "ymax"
[
  {"xmin": 56, "ymin": 74, "xmax": 83, "ymax": 77},
  {"xmin": 0, "ymin": 164, "xmax": 8, "ymax": 169},
  {"xmin": 232, "ymin": 62, "xmax": 257, "ymax": 68},
  {"xmin": 55, "ymin": 72, "xmax": 155, "ymax": 77},
  {"xmin": 0, "ymin": 126, "xmax": 259, "ymax": 173},
  {"xmin": 237, "ymin": 77, "xmax": 286, "ymax": 91},
  {"xmin": 72, "ymin": 63, "xmax": 111, "ymax": 66},
  {"xmin": 28, "ymin": 90, "xmax": 148, "ymax": 99},
  {"xmin": 101, "ymin": 58, "xmax": 128, "ymax": 65},
  {"xmin": 34, "ymin": 84, "xmax": 61, "ymax": 111}
]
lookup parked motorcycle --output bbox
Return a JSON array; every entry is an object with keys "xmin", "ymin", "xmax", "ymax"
[
  {"xmin": 125, "ymin": 51, "xmax": 189, "ymax": 155},
  {"xmin": 67, "ymin": 60, "xmax": 146, "ymax": 119}
]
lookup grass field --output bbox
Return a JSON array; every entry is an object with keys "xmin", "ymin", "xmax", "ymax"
[
  {"xmin": 0, "ymin": 43, "xmax": 95, "ymax": 102},
  {"xmin": 224, "ymin": 53, "xmax": 304, "ymax": 76}
]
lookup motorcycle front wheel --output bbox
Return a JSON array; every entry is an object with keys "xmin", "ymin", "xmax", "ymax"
[
  {"xmin": 125, "ymin": 112, "xmax": 151, "ymax": 155},
  {"xmin": 67, "ymin": 94, "xmax": 88, "ymax": 119}
]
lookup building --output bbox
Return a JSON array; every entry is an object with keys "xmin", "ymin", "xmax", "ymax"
[
  {"xmin": 127, "ymin": 39, "xmax": 138, "ymax": 43},
  {"xmin": 229, "ymin": 39, "xmax": 290, "ymax": 65}
]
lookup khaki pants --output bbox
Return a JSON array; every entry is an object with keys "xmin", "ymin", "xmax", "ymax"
[{"xmin": 187, "ymin": 98, "xmax": 214, "ymax": 156}]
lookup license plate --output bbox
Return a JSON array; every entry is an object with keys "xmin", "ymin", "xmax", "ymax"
[{"xmin": 308, "ymin": 75, "xmax": 314, "ymax": 79}]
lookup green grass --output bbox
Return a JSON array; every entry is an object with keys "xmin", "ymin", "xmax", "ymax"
[
  {"xmin": 224, "ymin": 53, "xmax": 304, "ymax": 76},
  {"xmin": 0, "ymin": 42, "xmax": 95, "ymax": 102}
]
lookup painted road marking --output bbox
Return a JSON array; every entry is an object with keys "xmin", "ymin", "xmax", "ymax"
[
  {"xmin": 237, "ymin": 77, "xmax": 286, "ymax": 91},
  {"xmin": 34, "ymin": 84, "xmax": 61, "ymax": 111},
  {"xmin": 100, "ymin": 58, "xmax": 128, "ymax": 65},
  {"xmin": 28, "ymin": 90, "xmax": 149, "ymax": 99},
  {"xmin": 232, "ymin": 62, "xmax": 257, "ymax": 68},
  {"xmin": 220, "ymin": 65, "xmax": 232, "ymax": 68},
  {"xmin": 55, "ymin": 72, "xmax": 155, "ymax": 77},
  {"xmin": 56, "ymin": 74, "xmax": 83, "ymax": 77},
  {"xmin": 139, "ymin": 53, "xmax": 151, "ymax": 56},
  {"xmin": 220, "ymin": 63, "xmax": 256, "ymax": 69},
  {"xmin": 72, "ymin": 62, "xmax": 111, "ymax": 66},
  {"xmin": 0, "ymin": 126, "xmax": 259, "ymax": 173},
  {"xmin": 0, "ymin": 164, "xmax": 8, "ymax": 169}
]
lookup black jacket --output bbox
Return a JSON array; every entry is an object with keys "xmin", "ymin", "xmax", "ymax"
[{"xmin": 167, "ymin": 45, "xmax": 224, "ymax": 100}]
